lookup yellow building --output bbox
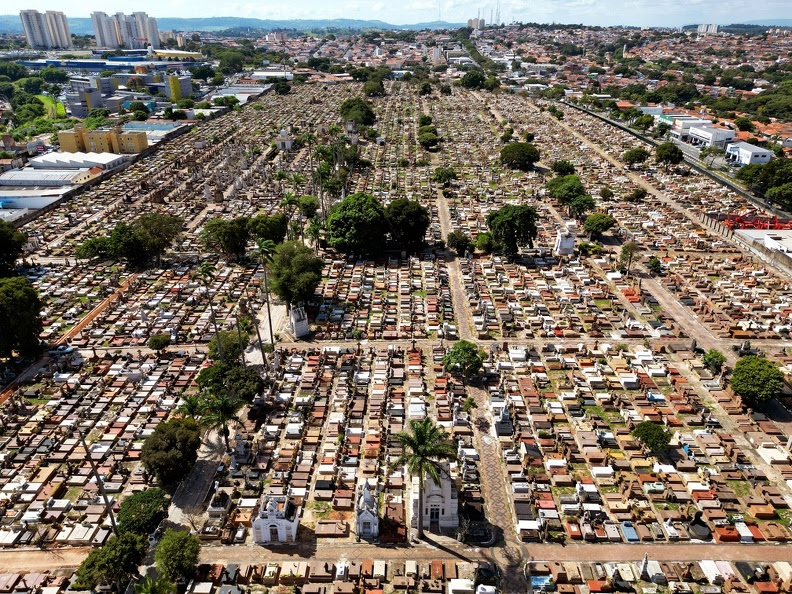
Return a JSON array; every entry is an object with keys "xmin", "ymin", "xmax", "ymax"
[{"xmin": 58, "ymin": 124, "xmax": 148, "ymax": 154}]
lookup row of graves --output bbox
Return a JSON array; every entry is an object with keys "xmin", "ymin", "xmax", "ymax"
[
  {"xmin": 193, "ymin": 345, "xmax": 479, "ymax": 547},
  {"xmin": 0, "ymin": 558, "xmax": 497, "ymax": 594},
  {"xmin": 479, "ymin": 343, "xmax": 792, "ymax": 544},
  {"xmin": 0, "ymin": 351, "xmax": 205, "ymax": 548},
  {"xmin": 527, "ymin": 559, "xmax": 792, "ymax": 594},
  {"xmin": 309, "ymin": 256, "xmax": 456, "ymax": 341},
  {"xmin": 5, "ymin": 558, "xmax": 792, "ymax": 594}
]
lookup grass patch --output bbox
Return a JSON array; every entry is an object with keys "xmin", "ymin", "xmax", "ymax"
[
  {"xmin": 309, "ymin": 500, "xmax": 331, "ymax": 520},
  {"xmin": 776, "ymin": 509, "xmax": 791, "ymax": 527},
  {"xmin": 64, "ymin": 485, "xmax": 84, "ymax": 502},
  {"xmin": 36, "ymin": 94, "xmax": 67, "ymax": 118},
  {"xmin": 727, "ymin": 480, "xmax": 752, "ymax": 498}
]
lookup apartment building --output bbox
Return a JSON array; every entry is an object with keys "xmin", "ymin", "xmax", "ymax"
[
  {"xmin": 59, "ymin": 124, "xmax": 148, "ymax": 155},
  {"xmin": 91, "ymin": 11, "xmax": 160, "ymax": 49},
  {"xmin": 19, "ymin": 10, "xmax": 71, "ymax": 49}
]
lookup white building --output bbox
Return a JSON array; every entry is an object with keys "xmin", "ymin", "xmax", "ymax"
[
  {"xmin": 726, "ymin": 141, "xmax": 773, "ymax": 166},
  {"xmin": 410, "ymin": 461, "xmax": 459, "ymax": 532},
  {"xmin": 91, "ymin": 11, "xmax": 160, "ymax": 49},
  {"xmin": 688, "ymin": 125, "xmax": 735, "ymax": 148},
  {"xmin": 355, "ymin": 481, "xmax": 379, "ymax": 539},
  {"xmin": 275, "ymin": 130, "xmax": 293, "ymax": 151},
  {"xmin": 19, "ymin": 10, "xmax": 71, "ymax": 49},
  {"xmin": 553, "ymin": 229, "xmax": 575, "ymax": 256},
  {"xmin": 252, "ymin": 495, "xmax": 300, "ymax": 544},
  {"xmin": 697, "ymin": 24, "xmax": 720, "ymax": 35}
]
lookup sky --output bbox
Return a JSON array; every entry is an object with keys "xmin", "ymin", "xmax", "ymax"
[{"xmin": 13, "ymin": 0, "xmax": 792, "ymax": 27}]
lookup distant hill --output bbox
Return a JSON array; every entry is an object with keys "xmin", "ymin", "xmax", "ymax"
[
  {"xmin": 744, "ymin": 19, "xmax": 792, "ymax": 27},
  {"xmin": 0, "ymin": 15, "xmax": 465, "ymax": 35}
]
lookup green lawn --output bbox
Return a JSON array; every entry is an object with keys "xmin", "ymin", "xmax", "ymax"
[{"xmin": 36, "ymin": 94, "xmax": 67, "ymax": 118}]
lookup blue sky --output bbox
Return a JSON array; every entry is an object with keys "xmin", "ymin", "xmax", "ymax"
[{"xmin": 17, "ymin": 0, "xmax": 791, "ymax": 26}]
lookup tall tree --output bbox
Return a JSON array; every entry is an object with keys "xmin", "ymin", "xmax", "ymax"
[
  {"xmin": 73, "ymin": 533, "xmax": 147, "ymax": 591},
  {"xmin": 499, "ymin": 142, "xmax": 540, "ymax": 171},
  {"xmin": 268, "ymin": 241, "xmax": 323, "ymax": 310},
  {"xmin": 394, "ymin": 418, "xmax": 457, "ymax": 539},
  {"xmin": 0, "ymin": 221, "xmax": 27, "ymax": 277},
  {"xmin": 141, "ymin": 418, "xmax": 201, "ymax": 490},
  {"xmin": 200, "ymin": 217, "xmax": 250, "ymax": 262},
  {"xmin": 730, "ymin": 356, "xmax": 784, "ymax": 408},
  {"xmin": 386, "ymin": 199, "xmax": 430, "ymax": 252},
  {"xmin": 326, "ymin": 192, "xmax": 389, "ymax": 256},
  {"xmin": 195, "ymin": 262, "xmax": 224, "ymax": 363},
  {"xmin": 154, "ymin": 529, "xmax": 201, "ymax": 583},
  {"xmin": 655, "ymin": 142, "xmax": 684, "ymax": 170},
  {"xmin": 255, "ymin": 239, "xmax": 277, "ymax": 349},
  {"xmin": 0, "ymin": 276, "xmax": 42, "ymax": 358},
  {"xmin": 200, "ymin": 390, "xmax": 243, "ymax": 451},
  {"xmin": 485, "ymin": 204, "xmax": 538, "ymax": 259},
  {"xmin": 620, "ymin": 241, "xmax": 641, "ymax": 276}
]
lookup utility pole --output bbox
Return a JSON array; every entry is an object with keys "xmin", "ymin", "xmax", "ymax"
[{"xmin": 78, "ymin": 430, "xmax": 119, "ymax": 536}]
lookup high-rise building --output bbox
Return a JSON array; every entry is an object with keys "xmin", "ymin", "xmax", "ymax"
[
  {"xmin": 466, "ymin": 17, "xmax": 485, "ymax": 30},
  {"xmin": 91, "ymin": 11, "xmax": 160, "ymax": 49},
  {"xmin": 19, "ymin": 10, "xmax": 71, "ymax": 49},
  {"xmin": 697, "ymin": 23, "xmax": 720, "ymax": 35}
]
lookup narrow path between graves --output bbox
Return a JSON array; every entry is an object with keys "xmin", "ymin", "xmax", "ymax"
[{"xmin": 435, "ymin": 188, "xmax": 475, "ymax": 342}]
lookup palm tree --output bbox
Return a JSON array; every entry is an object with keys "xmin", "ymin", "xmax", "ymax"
[
  {"xmin": 178, "ymin": 393, "xmax": 205, "ymax": 419},
  {"xmin": 255, "ymin": 239, "xmax": 277, "ymax": 349},
  {"xmin": 200, "ymin": 389, "xmax": 243, "ymax": 451},
  {"xmin": 394, "ymin": 417, "xmax": 457, "ymax": 539},
  {"xmin": 136, "ymin": 576, "xmax": 175, "ymax": 594},
  {"xmin": 195, "ymin": 261, "xmax": 224, "ymax": 363}
]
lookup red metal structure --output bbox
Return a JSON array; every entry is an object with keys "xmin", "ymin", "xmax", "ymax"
[{"xmin": 724, "ymin": 214, "xmax": 792, "ymax": 230}]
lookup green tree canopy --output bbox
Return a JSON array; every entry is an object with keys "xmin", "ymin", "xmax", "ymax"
[
  {"xmin": 432, "ymin": 167, "xmax": 457, "ymax": 186},
  {"xmin": 632, "ymin": 421, "xmax": 671, "ymax": 454},
  {"xmin": 551, "ymin": 160, "xmax": 575, "ymax": 176},
  {"xmin": 583, "ymin": 213, "xmax": 617, "ymax": 238},
  {"xmin": 200, "ymin": 217, "xmax": 250, "ymax": 262},
  {"xmin": 326, "ymin": 193, "xmax": 389, "ymax": 256},
  {"xmin": 0, "ymin": 277, "xmax": 42, "ymax": 358},
  {"xmin": 0, "ymin": 220, "xmax": 27, "ymax": 277},
  {"xmin": 442, "ymin": 340, "xmax": 485, "ymax": 379},
  {"xmin": 339, "ymin": 97, "xmax": 376, "ymax": 126},
  {"xmin": 485, "ymin": 204, "xmax": 538, "ymax": 259},
  {"xmin": 269, "ymin": 240, "xmax": 323, "ymax": 309},
  {"xmin": 546, "ymin": 174, "xmax": 586, "ymax": 204},
  {"xmin": 461, "ymin": 69, "xmax": 485, "ymax": 89},
  {"xmin": 73, "ymin": 533, "xmax": 147, "ymax": 590},
  {"xmin": 418, "ymin": 131, "xmax": 439, "ymax": 149},
  {"xmin": 623, "ymin": 147, "xmax": 651, "ymax": 167},
  {"xmin": 446, "ymin": 230, "xmax": 472, "ymax": 256},
  {"xmin": 141, "ymin": 417, "xmax": 201, "ymax": 490},
  {"xmin": 248, "ymin": 213, "xmax": 288, "ymax": 244},
  {"xmin": 703, "ymin": 349, "xmax": 726, "ymax": 373},
  {"xmin": 155, "ymin": 529, "xmax": 201, "ymax": 582},
  {"xmin": 386, "ymin": 198, "xmax": 430, "ymax": 252},
  {"xmin": 197, "ymin": 361, "xmax": 264, "ymax": 402},
  {"xmin": 117, "ymin": 488, "xmax": 169, "ymax": 535},
  {"xmin": 499, "ymin": 142, "xmax": 540, "ymax": 171},
  {"xmin": 655, "ymin": 142, "xmax": 684, "ymax": 169},
  {"xmin": 147, "ymin": 333, "xmax": 171, "ymax": 353},
  {"xmin": 730, "ymin": 355, "xmax": 784, "ymax": 407},
  {"xmin": 208, "ymin": 330, "xmax": 248, "ymax": 364}
]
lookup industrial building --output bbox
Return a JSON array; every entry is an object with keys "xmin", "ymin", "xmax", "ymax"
[
  {"xmin": 726, "ymin": 141, "xmax": 774, "ymax": 166},
  {"xmin": 29, "ymin": 152, "xmax": 127, "ymax": 171}
]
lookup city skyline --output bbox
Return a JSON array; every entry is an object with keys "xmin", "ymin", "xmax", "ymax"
[{"xmin": 6, "ymin": 0, "xmax": 792, "ymax": 28}]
